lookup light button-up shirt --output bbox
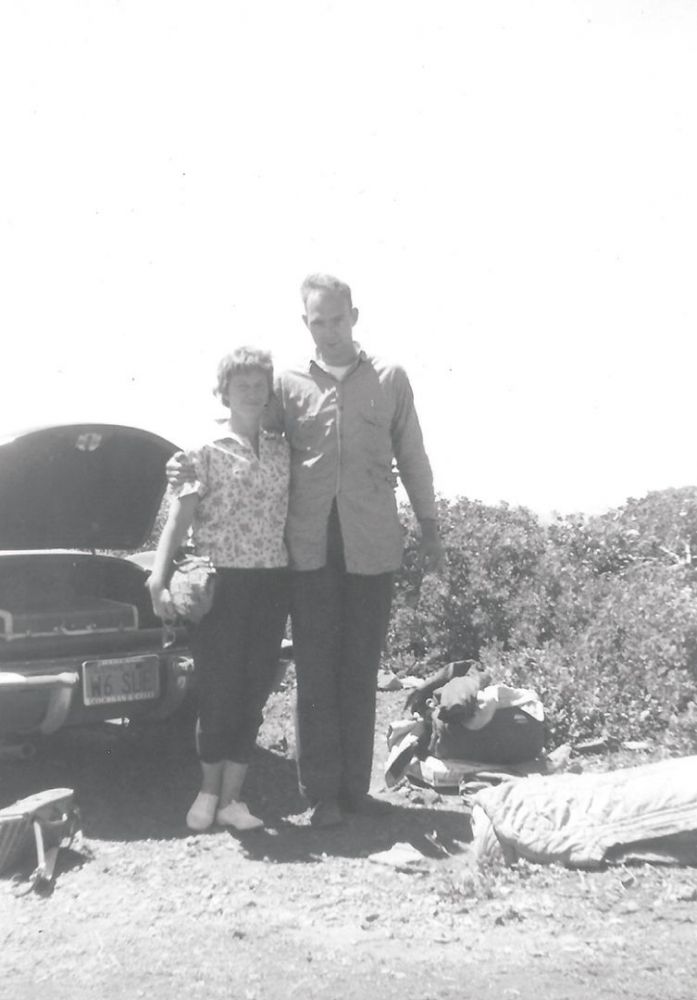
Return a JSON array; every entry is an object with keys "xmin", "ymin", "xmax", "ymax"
[{"xmin": 270, "ymin": 351, "xmax": 436, "ymax": 574}]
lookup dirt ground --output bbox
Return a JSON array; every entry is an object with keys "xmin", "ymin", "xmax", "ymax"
[{"xmin": 2, "ymin": 680, "xmax": 697, "ymax": 1000}]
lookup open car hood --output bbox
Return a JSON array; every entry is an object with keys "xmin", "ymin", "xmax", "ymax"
[{"xmin": 0, "ymin": 424, "xmax": 179, "ymax": 551}]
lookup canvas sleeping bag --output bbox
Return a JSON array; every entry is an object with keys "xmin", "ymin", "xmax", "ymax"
[{"xmin": 471, "ymin": 754, "xmax": 697, "ymax": 868}]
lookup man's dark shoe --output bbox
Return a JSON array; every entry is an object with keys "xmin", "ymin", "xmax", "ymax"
[
  {"xmin": 339, "ymin": 793, "xmax": 392, "ymax": 816},
  {"xmin": 309, "ymin": 800, "xmax": 344, "ymax": 828}
]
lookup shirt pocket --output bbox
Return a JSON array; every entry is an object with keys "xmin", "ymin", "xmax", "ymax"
[
  {"xmin": 288, "ymin": 414, "xmax": 324, "ymax": 453},
  {"xmin": 359, "ymin": 406, "xmax": 392, "ymax": 466}
]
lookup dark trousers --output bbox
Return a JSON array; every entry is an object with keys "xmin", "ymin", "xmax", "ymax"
[
  {"xmin": 190, "ymin": 568, "xmax": 289, "ymax": 764},
  {"xmin": 291, "ymin": 505, "xmax": 393, "ymax": 804}
]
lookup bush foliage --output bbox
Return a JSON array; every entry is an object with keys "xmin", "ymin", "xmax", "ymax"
[{"xmin": 387, "ymin": 488, "xmax": 697, "ymax": 750}]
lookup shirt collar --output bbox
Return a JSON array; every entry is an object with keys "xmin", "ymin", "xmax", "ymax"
[
  {"xmin": 210, "ymin": 419, "xmax": 271, "ymax": 449},
  {"xmin": 309, "ymin": 345, "xmax": 366, "ymax": 374}
]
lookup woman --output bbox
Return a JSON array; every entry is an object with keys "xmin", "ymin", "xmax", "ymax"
[{"xmin": 148, "ymin": 347, "xmax": 290, "ymax": 832}]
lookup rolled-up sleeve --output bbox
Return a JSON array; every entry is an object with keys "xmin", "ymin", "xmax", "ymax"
[{"xmin": 390, "ymin": 368, "xmax": 437, "ymax": 521}]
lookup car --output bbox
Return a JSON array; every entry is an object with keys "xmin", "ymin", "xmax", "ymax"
[{"xmin": 0, "ymin": 423, "xmax": 194, "ymax": 749}]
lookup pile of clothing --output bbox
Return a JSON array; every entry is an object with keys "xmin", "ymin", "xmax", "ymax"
[{"xmin": 386, "ymin": 659, "xmax": 547, "ymax": 793}]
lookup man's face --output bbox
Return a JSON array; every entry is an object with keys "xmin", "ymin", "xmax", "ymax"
[{"xmin": 303, "ymin": 288, "xmax": 359, "ymax": 366}]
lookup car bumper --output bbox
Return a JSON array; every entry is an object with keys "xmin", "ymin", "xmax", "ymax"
[{"xmin": 0, "ymin": 651, "xmax": 195, "ymax": 738}]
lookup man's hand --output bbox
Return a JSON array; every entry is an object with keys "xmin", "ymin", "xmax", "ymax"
[
  {"xmin": 417, "ymin": 518, "xmax": 444, "ymax": 574},
  {"xmin": 166, "ymin": 451, "xmax": 196, "ymax": 490}
]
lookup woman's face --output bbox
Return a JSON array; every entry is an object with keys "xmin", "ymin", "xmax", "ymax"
[{"xmin": 225, "ymin": 369, "xmax": 270, "ymax": 423}]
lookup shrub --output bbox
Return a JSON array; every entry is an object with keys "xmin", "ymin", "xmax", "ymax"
[
  {"xmin": 386, "ymin": 497, "xmax": 548, "ymax": 669},
  {"xmin": 387, "ymin": 489, "xmax": 697, "ymax": 749},
  {"xmin": 482, "ymin": 564, "xmax": 697, "ymax": 745}
]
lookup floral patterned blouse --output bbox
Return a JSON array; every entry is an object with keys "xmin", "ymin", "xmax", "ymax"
[{"xmin": 173, "ymin": 428, "xmax": 290, "ymax": 569}]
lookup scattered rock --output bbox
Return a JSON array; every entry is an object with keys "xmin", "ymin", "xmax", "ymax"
[
  {"xmin": 494, "ymin": 906, "xmax": 524, "ymax": 925},
  {"xmin": 367, "ymin": 842, "xmax": 430, "ymax": 873},
  {"xmin": 618, "ymin": 901, "xmax": 640, "ymax": 914},
  {"xmin": 400, "ymin": 676, "xmax": 423, "ymax": 690},
  {"xmin": 377, "ymin": 670, "xmax": 402, "ymax": 691},
  {"xmin": 544, "ymin": 744, "xmax": 573, "ymax": 773},
  {"xmin": 574, "ymin": 739, "xmax": 609, "ymax": 755}
]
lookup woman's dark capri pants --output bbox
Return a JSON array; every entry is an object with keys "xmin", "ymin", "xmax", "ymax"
[{"xmin": 189, "ymin": 567, "xmax": 290, "ymax": 764}]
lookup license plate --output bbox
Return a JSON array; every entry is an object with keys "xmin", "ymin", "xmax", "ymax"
[{"xmin": 82, "ymin": 656, "xmax": 161, "ymax": 706}]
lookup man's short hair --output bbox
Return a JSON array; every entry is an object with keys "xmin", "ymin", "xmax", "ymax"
[
  {"xmin": 213, "ymin": 346, "xmax": 274, "ymax": 403},
  {"xmin": 300, "ymin": 273, "xmax": 353, "ymax": 311}
]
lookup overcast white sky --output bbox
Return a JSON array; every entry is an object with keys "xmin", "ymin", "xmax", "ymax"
[{"xmin": 2, "ymin": 1, "xmax": 696, "ymax": 516}]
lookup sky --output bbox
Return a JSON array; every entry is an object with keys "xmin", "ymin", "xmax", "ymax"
[{"xmin": 1, "ymin": 0, "xmax": 696, "ymax": 517}]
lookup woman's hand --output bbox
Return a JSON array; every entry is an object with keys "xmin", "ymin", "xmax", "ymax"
[{"xmin": 147, "ymin": 577, "xmax": 176, "ymax": 622}]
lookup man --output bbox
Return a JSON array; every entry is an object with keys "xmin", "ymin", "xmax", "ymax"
[
  {"xmin": 280, "ymin": 274, "xmax": 441, "ymax": 826},
  {"xmin": 170, "ymin": 273, "xmax": 441, "ymax": 826}
]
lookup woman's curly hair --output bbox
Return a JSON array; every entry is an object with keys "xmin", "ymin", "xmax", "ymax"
[{"xmin": 213, "ymin": 346, "xmax": 274, "ymax": 405}]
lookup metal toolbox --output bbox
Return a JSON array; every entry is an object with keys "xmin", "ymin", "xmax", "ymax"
[{"xmin": 0, "ymin": 598, "xmax": 138, "ymax": 641}]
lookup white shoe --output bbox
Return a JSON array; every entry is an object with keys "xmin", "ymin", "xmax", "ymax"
[
  {"xmin": 186, "ymin": 792, "xmax": 219, "ymax": 831},
  {"xmin": 216, "ymin": 800, "xmax": 264, "ymax": 831}
]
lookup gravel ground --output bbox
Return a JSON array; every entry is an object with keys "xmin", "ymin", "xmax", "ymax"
[{"xmin": 2, "ymin": 680, "xmax": 697, "ymax": 1000}]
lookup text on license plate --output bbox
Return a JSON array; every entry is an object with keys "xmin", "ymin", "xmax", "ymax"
[{"xmin": 82, "ymin": 656, "xmax": 160, "ymax": 706}]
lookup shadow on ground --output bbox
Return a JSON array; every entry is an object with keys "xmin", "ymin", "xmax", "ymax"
[
  {"xmin": 234, "ymin": 803, "xmax": 471, "ymax": 865},
  {"xmin": 0, "ymin": 718, "xmax": 205, "ymax": 842},
  {"xmin": 0, "ymin": 719, "xmax": 471, "ymax": 861}
]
